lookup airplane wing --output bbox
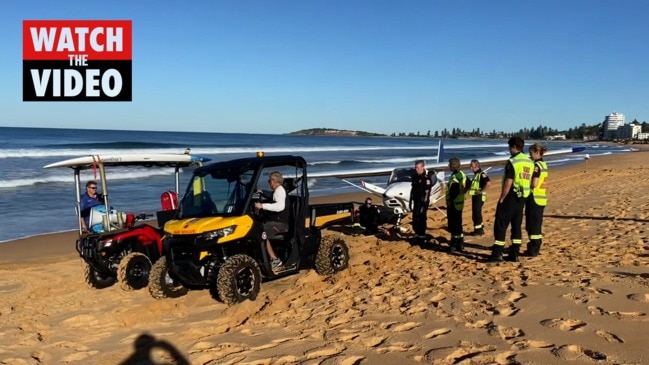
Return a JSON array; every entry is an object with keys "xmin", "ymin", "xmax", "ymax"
[
  {"xmin": 412, "ymin": 146, "xmax": 586, "ymax": 171},
  {"xmin": 309, "ymin": 166, "xmax": 395, "ymax": 179},
  {"xmin": 309, "ymin": 143, "xmax": 585, "ymax": 179}
]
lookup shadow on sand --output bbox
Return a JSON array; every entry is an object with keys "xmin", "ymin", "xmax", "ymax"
[
  {"xmin": 546, "ymin": 214, "xmax": 649, "ymax": 223},
  {"xmin": 119, "ymin": 333, "xmax": 189, "ymax": 365}
]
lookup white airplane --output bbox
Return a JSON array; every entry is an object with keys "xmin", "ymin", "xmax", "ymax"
[{"xmin": 309, "ymin": 140, "xmax": 586, "ymax": 228}]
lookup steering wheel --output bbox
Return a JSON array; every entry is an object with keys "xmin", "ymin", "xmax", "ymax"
[{"xmin": 251, "ymin": 190, "xmax": 265, "ymax": 217}]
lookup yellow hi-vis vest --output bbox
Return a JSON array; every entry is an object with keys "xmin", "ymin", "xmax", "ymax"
[
  {"xmin": 505, "ymin": 153, "xmax": 534, "ymax": 198},
  {"xmin": 469, "ymin": 170, "xmax": 486, "ymax": 202},
  {"xmin": 446, "ymin": 170, "xmax": 467, "ymax": 210},
  {"xmin": 532, "ymin": 160, "xmax": 548, "ymax": 206}
]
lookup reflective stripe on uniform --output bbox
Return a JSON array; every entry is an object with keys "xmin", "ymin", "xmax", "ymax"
[
  {"xmin": 494, "ymin": 240, "xmax": 506, "ymax": 246},
  {"xmin": 530, "ymin": 234, "xmax": 543, "ymax": 240}
]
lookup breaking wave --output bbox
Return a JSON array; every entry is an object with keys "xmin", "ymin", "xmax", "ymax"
[
  {"xmin": 39, "ymin": 141, "xmax": 188, "ymax": 149},
  {"xmin": 0, "ymin": 168, "xmax": 175, "ymax": 189},
  {"xmin": 1, "ymin": 142, "xmax": 512, "ymax": 159}
]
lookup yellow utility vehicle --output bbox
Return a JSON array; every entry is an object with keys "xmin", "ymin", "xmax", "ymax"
[{"xmin": 148, "ymin": 154, "xmax": 352, "ymax": 304}]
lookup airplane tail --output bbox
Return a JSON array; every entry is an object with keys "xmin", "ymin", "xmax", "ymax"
[{"xmin": 437, "ymin": 139, "xmax": 444, "ymax": 163}]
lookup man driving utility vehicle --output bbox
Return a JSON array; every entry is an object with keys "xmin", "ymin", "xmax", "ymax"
[{"xmin": 254, "ymin": 171, "xmax": 289, "ymax": 270}]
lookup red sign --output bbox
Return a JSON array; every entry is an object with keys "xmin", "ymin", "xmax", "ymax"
[{"xmin": 23, "ymin": 20, "xmax": 132, "ymax": 101}]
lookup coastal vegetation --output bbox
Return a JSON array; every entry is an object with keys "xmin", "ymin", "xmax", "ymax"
[
  {"xmin": 288, "ymin": 128, "xmax": 384, "ymax": 137},
  {"xmin": 290, "ymin": 120, "xmax": 649, "ymax": 141}
]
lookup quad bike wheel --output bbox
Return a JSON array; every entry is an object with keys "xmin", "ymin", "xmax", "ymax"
[
  {"xmin": 117, "ymin": 252, "xmax": 152, "ymax": 291},
  {"xmin": 148, "ymin": 256, "xmax": 188, "ymax": 299},
  {"xmin": 315, "ymin": 235, "xmax": 350, "ymax": 275},
  {"xmin": 83, "ymin": 263, "xmax": 116, "ymax": 289},
  {"xmin": 216, "ymin": 254, "xmax": 261, "ymax": 305}
]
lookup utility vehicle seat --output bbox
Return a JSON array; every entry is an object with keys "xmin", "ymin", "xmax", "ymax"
[{"xmin": 268, "ymin": 196, "xmax": 299, "ymax": 241}]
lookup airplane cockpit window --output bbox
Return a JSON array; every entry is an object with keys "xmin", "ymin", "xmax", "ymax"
[
  {"xmin": 390, "ymin": 168, "xmax": 416, "ymax": 183},
  {"xmin": 389, "ymin": 167, "xmax": 438, "ymax": 185}
]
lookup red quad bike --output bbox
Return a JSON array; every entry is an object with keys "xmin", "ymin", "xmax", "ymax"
[{"xmin": 44, "ymin": 153, "xmax": 209, "ymax": 290}]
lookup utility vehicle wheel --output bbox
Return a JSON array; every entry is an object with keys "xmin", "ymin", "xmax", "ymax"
[
  {"xmin": 315, "ymin": 236, "xmax": 349, "ymax": 275},
  {"xmin": 216, "ymin": 254, "xmax": 261, "ymax": 305},
  {"xmin": 148, "ymin": 257, "xmax": 188, "ymax": 299},
  {"xmin": 83, "ymin": 263, "xmax": 116, "ymax": 289},
  {"xmin": 117, "ymin": 252, "xmax": 152, "ymax": 291}
]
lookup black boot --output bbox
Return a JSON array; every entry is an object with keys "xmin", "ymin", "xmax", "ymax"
[
  {"xmin": 536, "ymin": 239, "xmax": 543, "ymax": 256},
  {"xmin": 474, "ymin": 227, "xmax": 485, "ymax": 236},
  {"xmin": 523, "ymin": 242, "xmax": 535, "ymax": 256},
  {"xmin": 448, "ymin": 237, "xmax": 457, "ymax": 253},
  {"xmin": 456, "ymin": 237, "xmax": 465, "ymax": 253},
  {"xmin": 523, "ymin": 240, "xmax": 540, "ymax": 257},
  {"xmin": 506, "ymin": 245, "xmax": 520, "ymax": 262},
  {"xmin": 487, "ymin": 245, "xmax": 504, "ymax": 262}
]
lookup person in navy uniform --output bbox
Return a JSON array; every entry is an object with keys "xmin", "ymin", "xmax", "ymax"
[
  {"xmin": 467, "ymin": 159, "xmax": 491, "ymax": 236},
  {"xmin": 358, "ymin": 197, "xmax": 381, "ymax": 234},
  {"xmin": 409, "ymin": 160, "xmax": 432, "ymax": 242},
  {"xmin": 79, "ymin": 180, "xmax": 103, "ymax": 232}
]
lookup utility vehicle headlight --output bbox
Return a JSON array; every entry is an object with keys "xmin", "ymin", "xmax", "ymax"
[
  {"xmin": 202, "ymin": 225, "xmax": 237, "ymax": 241},
  {"xmin": 99, "ymin": 239, "xmax": 113, "ymax": 249}
]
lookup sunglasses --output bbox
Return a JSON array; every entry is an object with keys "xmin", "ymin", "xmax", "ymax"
[{"xmin": 88, "ymin": 186, "xmax": 97, "ymax": 189}]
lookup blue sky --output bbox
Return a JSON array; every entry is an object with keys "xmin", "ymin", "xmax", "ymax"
[{"xmin": 1, "ymin": 0, "xmax": 647, "ymax": 134}]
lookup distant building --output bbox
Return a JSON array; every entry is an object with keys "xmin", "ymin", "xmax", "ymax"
[
  {"xmin": 617, "ymin": 121, "xmax": 642, "ymax": 140},
  {"xmin": 602, "ymin": 112, "xmax": 625, "ymax": 140},
  {"xmin": 545, "ymin": 135, "xmax": 566, "ymax": 140},
  {"xmin": 637, "ymin": 132, "xmax": 649, "ymax": 140}
]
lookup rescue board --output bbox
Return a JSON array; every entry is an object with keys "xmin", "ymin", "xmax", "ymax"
[{"xmin": 44, "ymin": 153, "xmax": 210, "ymax": 170}]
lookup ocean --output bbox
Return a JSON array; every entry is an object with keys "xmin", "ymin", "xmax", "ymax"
[{"xmin": 0, "ymin": 127, "xmax": 632, "ymax": 243}]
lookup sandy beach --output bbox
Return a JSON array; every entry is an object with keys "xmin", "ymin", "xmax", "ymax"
[{"xmin": 1, "ymin": 149, "xmax": 648, "ymax": 364}]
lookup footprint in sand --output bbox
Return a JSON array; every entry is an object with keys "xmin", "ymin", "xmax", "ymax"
[
  {"xmin": 429, "ymin": 292, "xmax": 447, "ymax": 306},
  {"xmin": 423, "ymin": 343, "xmax": 497, "ymax": 363},
  {"xmin": 539, "ymin": 318, "xmax": 587, "ymax": 332},
  {"xmin": 358, "ymin": 336, "xmax": 386, "ymax": 348},
  {"xmin": 498, "ymin": 303, "xmax": 520, "ymax": 317},
  {"xmin": 188, "ymin": 342, "xmax": 249, "ymax": 362},
  {"xmin": 561, "ymin": 292, "xmax": 594, "ymax": 304},
  {"xmin": 304, "ymin": 345, "xmax": 346, "ymax": 360},
  {"xmin": 552, "ymin": 344, "xmax": 607, "ymax": 361},
  {"xmin": 320, "ymin": 355, "xmax": 365, "ymax": 365},
  {"xmin": 588, "ymin": 306, "xmax": 606, "ymax": 316},
  {"xmin": 513, "ymin": 339, "xmax": 554, "ymax": 349},
  {"xmin": 588, "ymin": 306, "xmax": 647, "ymax": 319},
  {"xmin": 391, "ymin": 322, "xmax": 422, "ymax": 332},
  {"xmin": 587, "ymin": 287, "xmax": 613, "ymax": 295},
  {"xmin": 627, "ymin": 293, "xmax": 649, "ymax": 302},
  {"xmin": 488, "ymin": 324, "xmax": 524, "ymax": 341},
  {"xmin": 371, "ymin": 285, "xmax": 393, "ymax": 296},
  {"xmin": 595, "ymin": 330, "xmax": 624, "ymax": 343},
  {"xmin": 375, "ymin": 341, "xmax": 419, "ymax": 354},
  {"xmin": 507, "ymin": 291, "xmax": 526, "ymax": 303},
  {"xmin": 494, "ymin": 351, "xmax": 518, "ymax": 365},
  {"xmin": 424, "ymin": 328, "xmax": 451, "ymax": 339}
]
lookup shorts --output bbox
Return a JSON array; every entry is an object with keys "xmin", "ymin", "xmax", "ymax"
[{"xmin": 263, "ymin": 221, "xmax": 289, "ymax": 240}]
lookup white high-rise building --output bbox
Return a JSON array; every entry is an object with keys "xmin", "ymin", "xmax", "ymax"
[{"xmin": 602, "ymin": 112, "xmax": 625, "ymax": 140}]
